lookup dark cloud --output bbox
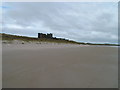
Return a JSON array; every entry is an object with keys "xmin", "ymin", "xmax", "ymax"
[{"xmin": 2, "ymin": 2, "xmax": 118, "ymax": 44}]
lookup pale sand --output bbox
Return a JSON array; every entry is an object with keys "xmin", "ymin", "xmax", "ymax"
[{"xmin": 2, "ymin": 43, "xmax": 118, "ymax": 88}]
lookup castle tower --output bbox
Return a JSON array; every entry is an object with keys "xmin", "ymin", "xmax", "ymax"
[
  {"xmin": 38, "ymin": 33, "xmax": 41, "ymax": 38},
  {"xmin": 47, "ymin": 33, "xmax": 53, "ymax": 38}
]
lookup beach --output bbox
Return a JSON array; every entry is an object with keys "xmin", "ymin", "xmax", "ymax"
[{"xmin": 2, "ymin": 42, "xmax": 118, "ymax": 88}]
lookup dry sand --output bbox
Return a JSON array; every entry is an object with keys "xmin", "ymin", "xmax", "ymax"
[{"xmin": 2, "ymin": 42, "xmax": 118, "ymax": 88}]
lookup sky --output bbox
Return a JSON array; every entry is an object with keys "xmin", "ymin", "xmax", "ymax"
[{"xmin": 1, "ymin": 2, "xmax": 118, "ymax": 44}]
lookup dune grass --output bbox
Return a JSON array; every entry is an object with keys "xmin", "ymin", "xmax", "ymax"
[
  {"xmin": 1, "ymin": 33, "xmax": 81, "ymax": 44},
  {"xmin": 1, "ymin": 33, "xmax": 119, "ymax": 46}
]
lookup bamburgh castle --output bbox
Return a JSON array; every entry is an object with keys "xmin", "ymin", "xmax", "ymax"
[{"xmin": 38, "ymin": 33, "xmax": 66, "ymax": 40}]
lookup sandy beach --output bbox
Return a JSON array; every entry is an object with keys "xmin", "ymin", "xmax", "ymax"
[{"xmin": 2, "ymin": 42, "xmax": 118, "ymax": 88}]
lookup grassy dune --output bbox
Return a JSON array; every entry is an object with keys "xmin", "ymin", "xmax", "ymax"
[
  {"xmin": 1, "ymin": 33, "xmax": 81, "ymax": 44},
  {"xmin": 1, "ymin": 33, "xmax": 119, "ymax": 46}
]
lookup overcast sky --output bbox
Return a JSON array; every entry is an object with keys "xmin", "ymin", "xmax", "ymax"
[{"xmin": 2, "ymin": 2, "xmax": 118, "ymax": 44}]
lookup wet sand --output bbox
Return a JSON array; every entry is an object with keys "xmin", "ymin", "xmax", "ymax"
[{"xmin": 2, "ymin": 43, "xmax": 118, "ymax": 88}]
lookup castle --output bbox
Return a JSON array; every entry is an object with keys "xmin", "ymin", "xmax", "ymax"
[
  {"xmin": 38, "ymin": 33, "xmax": 53, "ymax": 39},
  {"xmin": 38, "ymin": 33, "xmax": 66, "ymax": 40}
]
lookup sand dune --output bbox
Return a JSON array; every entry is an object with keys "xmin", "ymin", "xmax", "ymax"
[{"xmin": 2, "ymin": 42, "xmax": 118, "ymax": 88}]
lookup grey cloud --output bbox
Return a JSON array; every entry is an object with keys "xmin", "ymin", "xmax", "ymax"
[{"xmin": 2, "ymin": 2, "xmax": 118, "ymax": 44}]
